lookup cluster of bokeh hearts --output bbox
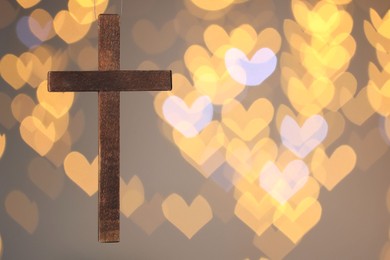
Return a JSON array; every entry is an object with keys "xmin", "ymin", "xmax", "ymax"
[
  {"xmin": 0, "ymin": 0, "xmax": 109, "ymax": 249},
  {"xmin": 1, "ymin": 0, "xmax": 390, "ymax": 259},
  {"xmin": 366, "ymin": 10, "xmax": 390, "ymax": 260},
  {"xmin": 153, "ymin": 0, "xmax": 388, "ymax": 255}
]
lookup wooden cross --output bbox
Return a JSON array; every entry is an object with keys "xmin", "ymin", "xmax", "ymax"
[{"xmin": 47, "ymin": 14, "xmax": 172, "ymax": 243}]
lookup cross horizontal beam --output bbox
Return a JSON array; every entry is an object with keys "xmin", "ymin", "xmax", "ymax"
[{"xmin": 48, "ymin": 70, "xmax": 172, "ymax": 92}]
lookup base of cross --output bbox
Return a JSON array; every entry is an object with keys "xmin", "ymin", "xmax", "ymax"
[{"xmin": 48, "ymin": 14, "xmax": 172, "ymax": 243}]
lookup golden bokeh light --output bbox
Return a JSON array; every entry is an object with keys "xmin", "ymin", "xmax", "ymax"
[
  {"xmin": 311, "ymin": 145, "xmax": 356, "ymax": 190},
  {"xmin": 221, "ymin": 98, "xmax": 274, "ymax": 141},
  {"xmin": 1, "ymin": 0, "xmax": 389, "ymax": 257},
  {"xmin": 36, "ymin": 80, "xmax": 74, "ymax": 119},
  {"xmin": 0, "ymin": 134, "xmax": 5, "ymax": 159},
  {"xmin": 29, "ymin": 9, "xmax": 55, "ymax": 42},
  {"xmin": 162, "ymin": 194, "xmax": 213, "ymax": 239},
  {"xmin": 64, "ymin": 152, "xmax": 98, "ymax": 196},
  {"xmin": 5, "ymin": 190, "xmax": 39, "ymax": 234},
  {"xmin": 120, "ymin": 176, "xmax": 145, "ymax": 218},
  {"xmin": 16, "ymin": 0, "xmax": 40, "ymax": 9},
  {"xmin": 53, "ymin": 10, "xmax": 91, "ymax": 44},
  {"xmin": 190, "ymin": 0, "xmax": 236, "ymax": 11}
]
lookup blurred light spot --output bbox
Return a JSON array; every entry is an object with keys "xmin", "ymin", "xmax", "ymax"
[
  {"xmin": 210, "ymin": 163, "xmax": 240, "ymax": 191},
  {"xmin": 191, "ymin": 0, "xmax": 236, "ymax": 11},
  {"xmin": 130, "ymin": 193, "xmax": 166, "ymax": 236},
  {"xmin": 32, "ymin": 104, "xmax": 69, "ymax": 142},
  {"xmin": 0, "ymin": 93, "xmax": 17, "ymax": 129},
  {"xmin": 16, "ymin": 16, "xmax": 41, "ymax": 48},
  {"xmin": 29, "ymin": 9, "xmax": 55, "ymax": 42},
  {"xmin": 348, "ymin": 128, "xmax": 388, "ymax": 171},
  {"xmin": 222, "ymin": 98, "xmax": 273, "ymax": 141},
  {"xmin": 120, "ymin": 176, "xmax": 144, "ymax": 218},
  {"xmin": 281, "ymin": 115, "xmax": 328, "ymax": 158},
  {"xmin": 11, "ymin": 93, "xmax": 36, "ymax": 123},
  {"xmin": 234, "ymin": 192, "xmax": 275, "ymax": 236},
  {"xmin": 68, "ymin": 0, "xmax": 109, "ymax": 24},
  {"xmin": 16, "ymin": 0, "xmax": 40, "ymax": 9},
  {"xmin": 273, "ymin": 197, "xmax": 321, "ymax": 243},
  {"xmin": 64, "ymin": 152, "xmax": 98, "ymax": 196},
  {"xmin": 20, "ymin": 115, "xmax": 56, "ymax": 156},
  {"xmin": 253, "ymin": 227, "xmax": 296, "ymax": 260},
  {"xmin": 163, "ymin": 95, "xmax": 213, "ymax": 138},
  {"xmin": 5, "ymin": 190, "xmax": 39, "ymax": 234},
  {"xmin": 287, "ymin": 76, "xmax": 335, "ymax": 116},
  {"xmin": 77, "ymin": 45, "xmax": 98, "ymax": 70},
  {"xmin": 260, "ymin": 160, "xmax": 309, "ymax": 204},
  {"xmin": 0, "ymin": 134, "xmax": 5, "ymax": 159},
  {"xmin": 162, "ymin": 194, "xmax": 213, "ymax": 239},
  {"xmin": 53, "ymin": 10, "xmax": 91, "ymax": 44},
  {"xmin": 172, "ymin": 121, "xmax": 226, "ymax": 178},
  {"xmin": 226, "ymin": 138, "xmax": 278, "ymax": 182},
  {"xmin": 311, "ymin": 145, "xmax": 356, "ymax": 191},
  {"xmin": 45, "ymin": 132, "xmax": 72, "ymax": 167},
  {"xmin": 37, "ymin": 80, "xmax": 74, "ymax": 119},
  {"xmin": 75, "ymin": 0, "xmax": 106, "ymax": 7},
  {"xmin": 341, "ymin": 87, "xmax": 375, "ymax": 125},
  {"xmin": 225, "ymin": 47, "xmax": 277, "ymax": 86}
]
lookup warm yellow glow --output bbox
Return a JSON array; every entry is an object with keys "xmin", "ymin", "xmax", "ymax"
[
  {"xmin": 191, "ymin": 0, "xmax": 236, "ymax": 11},
  {"xmin": 273, "ymin": 198, "xmax": 322, "ymax": 243},
  {"xmin": 222, "ymin": 98, "xmax": 274, "ymax": 141},
  {"xmin": 120, "ymin": 176, "xmax": 145, "ymax": 218},
  {"xmin": 68, "ymin": 0, "xmax": 109, "ymax": 24},
  {"xmin": 29, "ymin": 9, "xmax": 55, "ymax": 41},
  {"xmin": 0, "ymin": 134, "xmax": 5, "ymax": 159},
  {"xmin": 16, "ymin": 0, "xmax": 40, "ymax": 9},
  {"xmin": 5, "ymin": 190, "xmax": 39, "ymax": 234},
  {"xmin": 19, "ymin": 50, "xmax": 53, "ymax": 88},
  {"xmin": 20, "ymin": 115, "xmax": 55, "ymax": 156},
  {"xmin": 37, "ymin": 80, "xmax": 74, "ymax": 119},
  {"xmin": 311, "ymin": 145, "xmax": 356, "ymax": 190},
  {"xmin": 64, "ymin": 152, "xmax": 98, "ymax": 196},
  {"xmin": 162, "ymin": 194, "xmax": 213, "ymax": 239},
  {"xmin": 287, "ymin": 77, "xmax": 335, "ymax": 116},
  {"xmin": 11, "ymin": 94, "xmax": 36, "ymax": 123},
  {"xmin": 226, "ymin": 138, "xmax": 278, "ymax": 182},
  {"xmin": 32, "ymin": 104, "xmax": 69, "ymax": 142},
  {"xmin": 0, "ymin": 54, "xmax": 31, "ymax": 90},
  {"xmin": 53, "ymin": 10, "xmax": 91, "ymax": 44},
  {"xmin": 234, "ymin": 192, "xmax": 275, "ymax": 236},
  {"xmin": 173, "ymin": 121, "xmax": 226, "ymax": 178},
  {"xmin": 341, "ymin": 87, "xmax": 375, "ymax": 125},
  {"xmin": 193, "ymin": 65, "xmax": 245, "ymax": 104}
]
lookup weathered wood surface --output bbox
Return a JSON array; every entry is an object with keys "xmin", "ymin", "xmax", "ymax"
[
  {"xmin": 48, "ymin": 71, "xmax": 172, "ymax": 92},
  {"xmin": 98, "ymin": 14, "xmax": 120, "ymax": 243}
]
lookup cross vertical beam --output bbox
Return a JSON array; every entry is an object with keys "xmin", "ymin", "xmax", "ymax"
[{"xmin": 98, "ymin": 14, "xmax": 120, "ymax": 243}]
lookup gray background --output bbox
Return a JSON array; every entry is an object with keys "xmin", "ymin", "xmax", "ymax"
[{"xmin": 0, "ymin": 0, "xmax": 390, "ymax": 259}]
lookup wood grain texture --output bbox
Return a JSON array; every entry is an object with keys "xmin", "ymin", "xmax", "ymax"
[
  {"xmin": 98, "ymin": 14, "xmax": 120, "ymax": 243},
  {"xmin": 48, "ymin": 70, "xmax": 172, "ymax": 92},
  {"xmin": 47, "ymin": 14, "xmax": 173, "ymax": 243}
]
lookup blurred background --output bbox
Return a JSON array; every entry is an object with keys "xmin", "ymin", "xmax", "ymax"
[{"xmin": 0, "ymin": 0, "xmax": 390, "ymax": 259}]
